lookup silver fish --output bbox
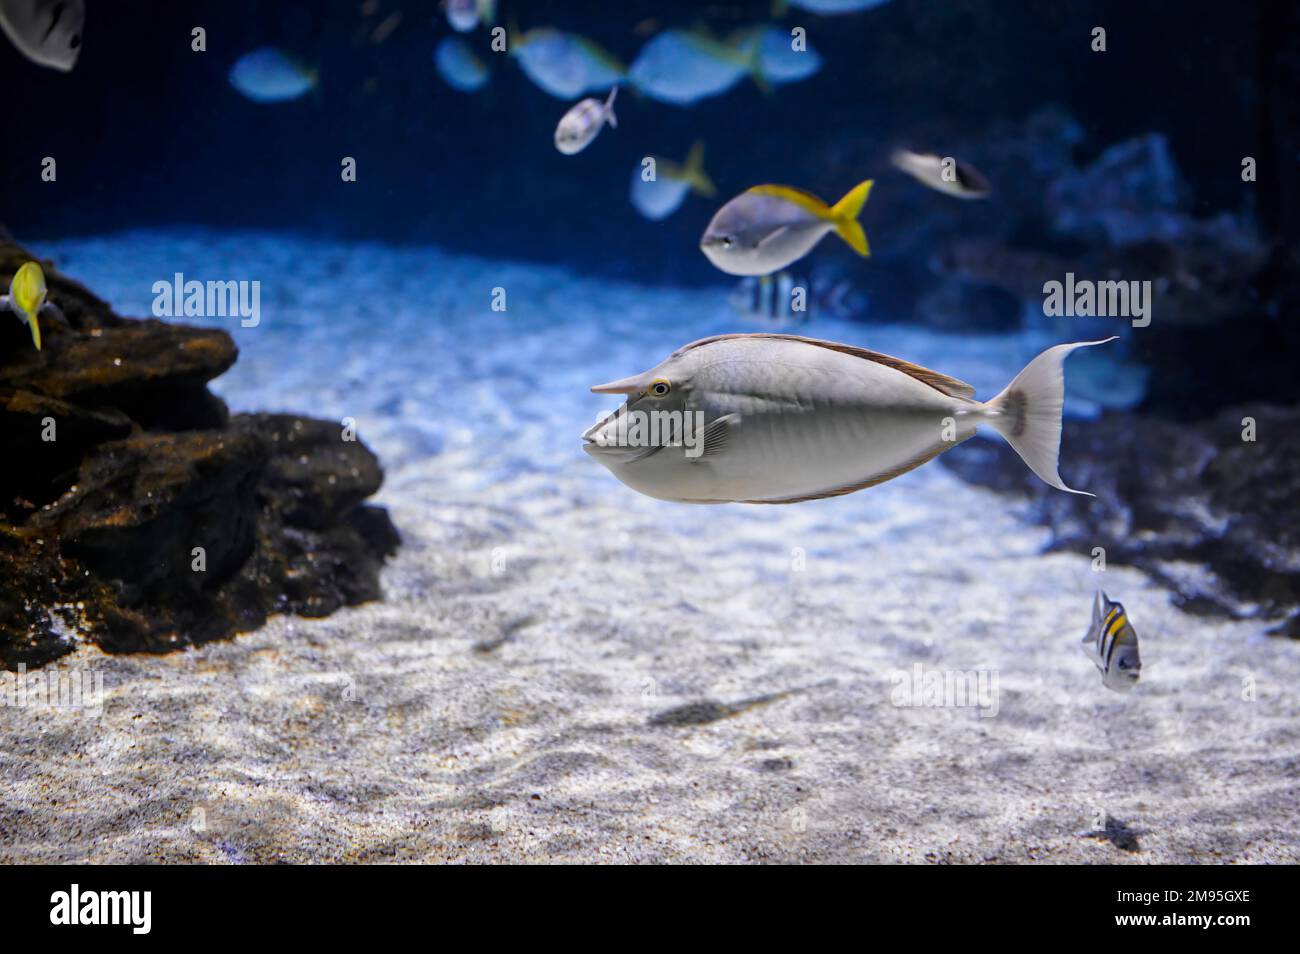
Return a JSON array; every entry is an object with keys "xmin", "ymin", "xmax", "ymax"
[
  {"xmin": 1081, "ymin": 591, "xmax": 1142, "ymax": 692},
  {"xmin": 554, "ymin": 86, "xmax": 617, "ymax": 155},
  {"xmin": 0, "ymin": 0, "xmax": 83, "ymax": 72},
  {"xmin": 892, "ymin": 149, "xmax": 991, "ymax": 200},
  {"xmin": 701, "ymin": 181, "xmax": 873, "ymax": 276},
  {"xmin": 584, "ymin": 333, "xmax": 1115, "ymax": 503}
]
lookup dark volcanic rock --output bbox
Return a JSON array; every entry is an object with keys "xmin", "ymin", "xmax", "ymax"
[
  {"xmin": 941, "ymin": 405, "xmax": 1300, "ymax": 633},
  {"xmin": 0, "ymin": 239, "xmax": 399, "ymax": 669}
]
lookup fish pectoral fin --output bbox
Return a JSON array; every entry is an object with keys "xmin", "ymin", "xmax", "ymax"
[{"xmin": 688, "ymin": 413, "xmax": 737, "ymax": 461}]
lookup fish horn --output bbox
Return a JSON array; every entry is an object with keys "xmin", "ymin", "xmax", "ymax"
[{"xmin": 590, "ymin": 373, "xmax": 647, "ymax": 395}]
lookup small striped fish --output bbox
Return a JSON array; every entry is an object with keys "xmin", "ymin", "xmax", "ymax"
[
  {"xmin": 554, "ymin": 86, "xmax": 618, "ymax": 155},
  {"xmin": 1082, "ymin": 591, "xmax": 1141, "ymax": 692}
]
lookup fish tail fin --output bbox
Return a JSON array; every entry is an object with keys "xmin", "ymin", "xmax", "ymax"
[
  {"xmin": 683, "ymin": 141, "xmax": 716, "ymax": 197},
  {"xmin": 749, "ymin": 39, "xmax": 771, "ymax": 94},
  {"xmin": 981, "ymin": 338, "xmax": 1118, "ymax": 495},
  {"xmin": 830, "ymin": 179, "xmax": 873, "ymax": 257},
  {"xmin": 604, "ymin": 84, "xmax": 618, "ymax": 127}
]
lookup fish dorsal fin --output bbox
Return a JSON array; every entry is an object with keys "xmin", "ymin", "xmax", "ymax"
[
  {"xmin": 745, "ymin": 185, "xmax": 832, "ymax": 220},
  {"xmin": 673, "ymin": 333, "xmax": 978, "ymax": 400}
]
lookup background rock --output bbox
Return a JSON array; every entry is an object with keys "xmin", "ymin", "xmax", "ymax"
[
  {"xmin": 939, "ymin": 404, "xmax": 1300, "ymax": 634},
  {"xmin": 0, "ymin": 241, "xmax": 398, "ymax": 669}
]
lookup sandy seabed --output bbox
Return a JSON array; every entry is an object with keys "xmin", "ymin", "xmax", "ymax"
[{"xmin": 2, "ymin": 231, "xmax": 1296, "ymax": 864}]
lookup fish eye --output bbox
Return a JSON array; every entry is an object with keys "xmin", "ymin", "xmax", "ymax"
[
  {"xmin": 649, "ymin": 378, "xmax": 671, "ymax": 398},
  {"xmin": 721, "ymin": 236, "xmax": 734, "ymax": 248}
]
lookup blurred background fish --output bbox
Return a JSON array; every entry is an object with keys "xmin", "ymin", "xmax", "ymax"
[
  {"xmin": 510, "ymin": 25, "xmax": 624, "ymax": 99},
  {"xmin": 730, "ymin": 23, "xmax": 822, "ymax": 86},
  {"xmin": 892, "ymin": 148, "xmax": 992, "ymax": 199},
  {"xmin": 435, "ymin": 35, "xmax": 489, "ymax": 92},
  {"xmin": 229, "ymin": 46, "xmax": 317, "ymax": 103},
  {"xmin": 445, "ymin": 0, "xmax": 495, "ymax": 34},
  {"xmin": 555, "ymin": 86, "xmax": 618, "ymax": 155},
  {"xmin": 775, "ymin": 0, "xmax": 892, "ymax": 15},
  {"xmin": 628, "ymin": 27, "xmax": 758, "ymax": 105},
  {"xmin": 629, "ymin": 142, "xmax": 716, "ymax": 220}
]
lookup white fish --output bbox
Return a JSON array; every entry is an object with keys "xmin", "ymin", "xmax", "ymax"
[
  {"xmin": 229, "ymin": 47, "xmax": 317, "ymax": 103},
  {"xmin": 445, "ymin": 0, "xmax": 494, "ymax": 33},
  {"xmin": 554, "ymin": 86, "xmax": 617, "ymax": 155},
  {"xmin": 630, "ymin": 142, "xmax": 716, "ymax": 221},
  {"xmin": 1081, "ymin": 591, "xmax": 1142, "ymax": 692},
  {"xmin": 892, "ymin": 149, "xmax": 991, "ymax": 199},
  {"xmin": 628, "ymin": 29, "xmax": 756, "ymax": 106},
  {"xmin": 511, "ymin": 27, "xmax": 624, "ymax": 100},
  {"xmin": 0, "ymin": 0, "xmax": 83, "ymax": 71},
  {"xmin": 583, "ymin": 334, "xmax": 1116, "ymax": 504},
  {"xmin": 700, "ymin": 180, "xmax": 873, "ymax": 276},
  {"xmin": 435, "ymin": 35, "xmax": 488, "ymax": 92}
]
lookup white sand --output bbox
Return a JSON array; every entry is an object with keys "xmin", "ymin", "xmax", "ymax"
[{"xmin": 1, "ymin": 231, "xmax": 1295, "ymax": 863}]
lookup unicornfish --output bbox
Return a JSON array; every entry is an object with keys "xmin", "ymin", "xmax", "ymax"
[{"xmin": 584, "ymin": 333, "xmax": 1117, "ymax": 504}]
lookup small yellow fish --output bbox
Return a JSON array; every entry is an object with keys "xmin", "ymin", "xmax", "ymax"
[
  {"xmin": 4, "ymin": 261, "xmax": 48, "ymax": 350},
  {"xmin": 701, "ymin": 180, "xmax": 873, "ymax": 276}
]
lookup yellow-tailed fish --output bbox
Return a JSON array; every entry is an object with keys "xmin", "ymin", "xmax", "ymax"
[
  {"xmin": 435, "ymin": 35, "xmax": 489, "ymax": 92},
  {"xmin": 1082, "ymin": 591, "xmax": 1142, "ymax": 692},
  {"xmin": 728, "ymin": 24, "xmax": 821, "ymax": 86},
  {"xmin": 0, "ymin": 0, "xmax": 83, "ymax": 72},
  {"xmin": 510, "ymin": 24, "xmax": 624, "ymax": 100},
  {"xmin": 891, "ymin": 149, "xmax": 991, "ymax": 200},
  {"xmin": 584, "ymin": 334, "xmax": 1116, "ymax": 503},
  {"xmin": 701, "ymin": 180, "xmax": 873, "ymax": 276},
  {"xmin": 3, "ymin": 260, "xmax": 47, "ymax": 349},
  {"xmin": 554, "ymin": 86, "xmax": 617, "ymax": 155},
  {"xmin": 629, "ymin": 142, "xmax": 716, "ymax": 220},
  {"xmin": 628, "ymin": 28, "xmax": 761, "ymax": 105}
]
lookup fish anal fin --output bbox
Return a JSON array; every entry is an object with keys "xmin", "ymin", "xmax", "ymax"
[{"xmin": 741, "ymin": 437, "xmax": 967, "ymax": 504}]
